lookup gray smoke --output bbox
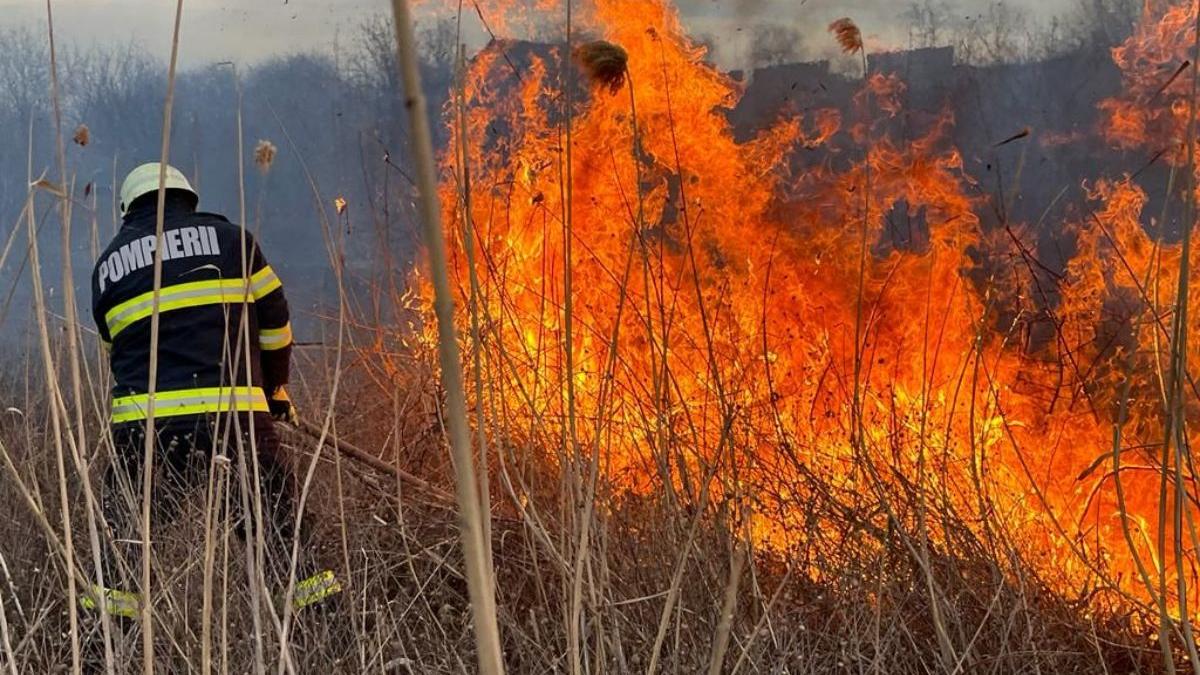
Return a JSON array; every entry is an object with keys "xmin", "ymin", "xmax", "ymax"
[
  {"xmin": 747, "ymin": 23, "xmax": 807, "ymax": 68},
  {"xmin": 732, "ymin": 0, "xmax": 772, "ymax": 15}
]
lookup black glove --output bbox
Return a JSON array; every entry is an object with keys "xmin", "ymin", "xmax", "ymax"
[{"xmin": 269, "ymin": 386, "xmax": 299, "ymax": 426}]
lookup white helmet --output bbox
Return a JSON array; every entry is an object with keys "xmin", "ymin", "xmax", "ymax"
[{"xmin": 119, "ymin": 162, "xmax": 197, "ymax": 216}]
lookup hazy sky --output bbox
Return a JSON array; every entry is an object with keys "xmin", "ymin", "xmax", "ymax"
[{"xmin": 0, "ymin": 0, "xmax": 1079, "ymax": 68}]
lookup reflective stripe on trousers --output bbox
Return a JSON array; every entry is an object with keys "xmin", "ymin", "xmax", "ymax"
[{"xmin": 111, "ymin": 386, "xmax": 269, "ymax": 423}]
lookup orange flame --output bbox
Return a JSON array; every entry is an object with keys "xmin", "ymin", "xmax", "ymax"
[{"xmin": 408, "ymin": 0, "xmax": 1200, "ymax": 617}]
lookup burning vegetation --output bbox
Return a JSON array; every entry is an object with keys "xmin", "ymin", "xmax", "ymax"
[{"xmin": 412, "ymin": 0, "xmax": 1200, "ymax": 653}]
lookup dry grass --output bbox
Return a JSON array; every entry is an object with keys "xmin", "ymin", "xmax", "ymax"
[{"xmin": 0, "ymin": 350, "xmax": 1170, "ymax": 672}]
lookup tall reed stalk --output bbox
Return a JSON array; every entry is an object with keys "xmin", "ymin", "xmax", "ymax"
[
  {"xmin": 44, "ymin": 2, "xmax": 114, "ymax": 671},
  {"xmin": 388, "ymin": 1, "xmax": 504, "ymax": 672},
  {"xmin": 559, "ymin": 5, "xmax": 589, "ymax": 670},
  {"xmin": 140, "ymin": 1, "xmax": 186, "ymax": 670},
  {"xmin": 1160, "ymin": 3, "xmax": 1200, "ymax": 671},
  {"xmin": 0, "ymin": 584, "xmax": 15, "ymax": 675},
  {"xmin": 226, "ymin": 63, "xmax": 272, "ymax": 675},
  {"xmin": 454, "ymin": 38, "xmax": 495, "ymax": 580},
  {"xmin": 1110, "ymin": 171, "xmax": 1177, "ymax": 670},
  {"xmin": 25, "ymin": 103, "xmax": 81, "ymax": 675},
  {"xmin": 264, "ymin": 98, "xmax": 352, "ymax": 673}
]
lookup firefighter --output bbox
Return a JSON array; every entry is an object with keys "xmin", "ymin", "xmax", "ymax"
[{"xmin": 87, "ymin": 162, "xmax": 339, "ymax": 618}]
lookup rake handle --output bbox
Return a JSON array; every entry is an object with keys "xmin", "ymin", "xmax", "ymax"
[{"xmin": 292, "ymin": 419, "xmax": 454, "ymax": 504}]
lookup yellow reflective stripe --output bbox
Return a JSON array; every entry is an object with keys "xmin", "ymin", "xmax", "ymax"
[
  {"xmin": 105, "ymin": 278, "xmax": 255, "ymax": 338},
  {"xmin": 293, "ymin": 570, "xmax": 342, "ymax": 610},
  {"xmin": 111, "ymin": 386, "xmax": 268, "ymax": 423},
  {"xmin": 259, "ymin": 323, "xmax": 293, "ymax": 351},
  {"xmin": 80, "ymin": 585, "xmax": 140, "ymax": 618},
  {"xmin": 250, "ymin": 265, "xmax": 282, "ymax": 299}
]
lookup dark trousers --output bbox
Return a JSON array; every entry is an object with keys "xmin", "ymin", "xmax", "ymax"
[{"xmin": 101, "ymin": 413, "xmax": 305, "ymax": 591}]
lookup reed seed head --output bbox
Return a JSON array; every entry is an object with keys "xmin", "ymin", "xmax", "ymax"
[
  {"xmin": 254, "ymin": 139, "xmax": 277, "ymax": 173},
  {"xmin": 576, "ymin": 40, "xmax": 629, "ymax": 94},
  {"xmin": 828, "ymin": 18, "xmax": 863, "ymax": 55}
]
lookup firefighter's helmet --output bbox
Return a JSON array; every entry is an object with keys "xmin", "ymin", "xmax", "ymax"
[{"xmin": 119, "ymin": 163, "xmax": 197, "ymax": 216}]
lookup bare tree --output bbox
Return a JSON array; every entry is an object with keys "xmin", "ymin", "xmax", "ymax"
[
  {"xmin": 959, "ymin": 1, "xmax": 1033, "ymax": 64},
  {"xmin": 65, "ymin": 44, "xmax": 162, "ymax": 153},
  {"xmin": 905, "ymin": 0, "xmax": 1136, "ymax": 64},
  {"xmin": 1068, "ymin": 0, "xmax": 1139, "ymax": 44},
  {"xmin": 346, "ymin": 15, "xmax": 454, "ymax": 93},
  {"xmin": 903, "ymin": 0, "xmax": 952, "ymax": 49},
  {"xmin": 0, "ymin": 28, "xmax": 49, "ymax": 119}
]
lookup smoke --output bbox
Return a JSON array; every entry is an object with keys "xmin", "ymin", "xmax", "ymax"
[
  {"xmin": 746, "ymin": 23, "xmax": 806, "ymax": 68},
  {"xmin": 731, "ymin": 0, "xmax": 772, "ymax": 15}
]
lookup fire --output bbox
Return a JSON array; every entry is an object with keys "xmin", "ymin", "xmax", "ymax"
[
  {"xmin": 413, "ymin": 0, "xmax": 1200, "ymax": 618},
  {"xmin": 1100, "ymin": 0, "xmax": 1197, "ymax": 158}
]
